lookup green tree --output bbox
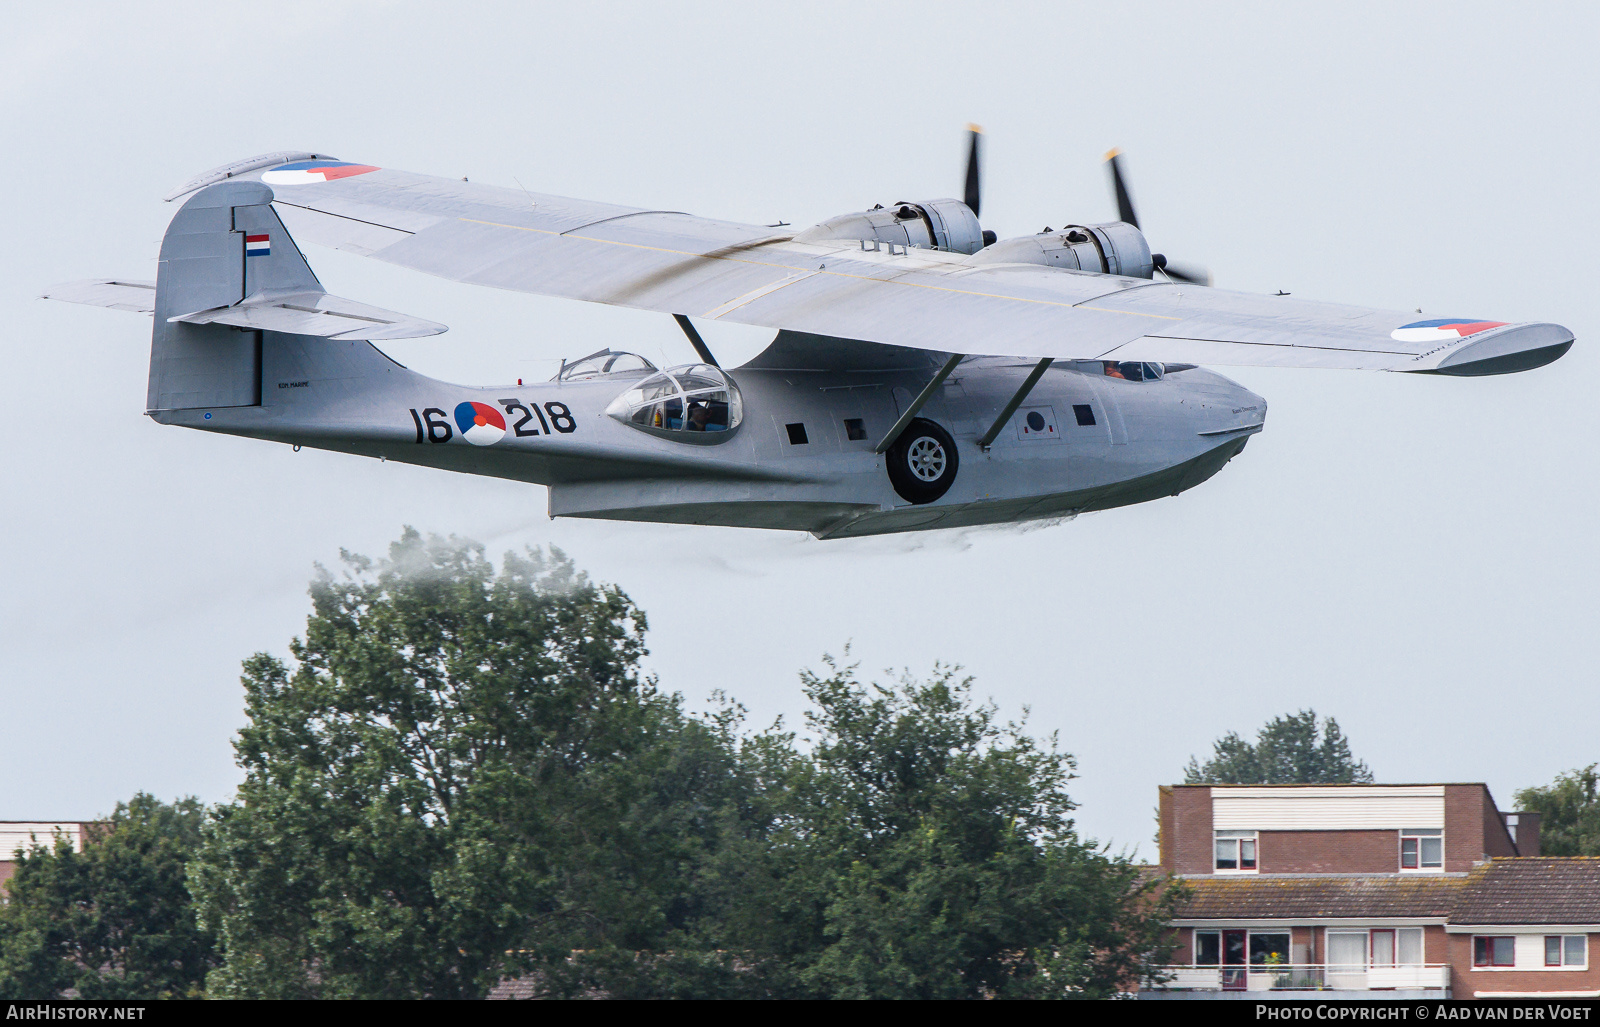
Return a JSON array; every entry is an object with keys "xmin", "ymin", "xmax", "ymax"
[
  {"xmin": 1184, "ymin": 710, "xmax": 1373, "ymax": 785},
  {"xmin": 685, "ymin": 659, "xmax": 1183, "ymax": 999},
  {"xmin": 189, "ymin": 529, "xmax": 746, "ymax": 999},
  {"xmin": 188, "ymin": 529, "xmax": 1182, "ymax": 999},
  {"xmin": 1515, "ymin": 765, "xmax": 1600, "ymax": 856},
  {"xmin": 0, "ymin": 794, "xmax": 216, "ymax": 999}
]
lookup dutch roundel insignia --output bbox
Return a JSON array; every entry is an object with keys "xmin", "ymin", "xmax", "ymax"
[{"xmin": 454, "ymin": 401, "xmax": 507, "ymax": 446}]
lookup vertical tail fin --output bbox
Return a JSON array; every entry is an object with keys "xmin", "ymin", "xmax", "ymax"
[
  {"xmin": 149, "ymin": 181, "xmax": 320, "ymax": 411},
  {"xmin": 234, "ymin": 193, "xmax": 322, "ymax": 300}
]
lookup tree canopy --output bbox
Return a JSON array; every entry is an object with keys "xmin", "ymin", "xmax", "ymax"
[
  {"xmin": 669, "ymin": 658, "xmax": 1184, "ymax": 999},
  {"xmin": 1184, "ymin": 709, "xmax": 1373, "ymax": 785},
  {"xmin": 1515, "ymin": 765, "xmax": 1600, "ymax": 856},
  {"xmin": 188, "ymin": 529, "xmax": 723, "ymax": 999},
  {"xmin": 0, "ymin": 795, "xmax": 216, "ymax": 999},
  {"xmin": 2, "ymin": 529, "xmax": 1181, "ymax": 999}
]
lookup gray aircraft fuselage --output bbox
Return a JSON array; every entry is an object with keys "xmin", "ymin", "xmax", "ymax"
[{"xmin": 152, "ymin": 330, "xmax": 1265, "ymax": 539}]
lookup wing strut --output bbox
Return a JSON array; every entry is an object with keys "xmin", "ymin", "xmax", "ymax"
[
  {"xmin": 976, "ymin": 358, "xmax": 1054, "ymax": 451},
  {"xmin": 672, "ymin": 314, "xmax": 719, "ymax": 367},
  {"xmin": 874, "ymin": 354, "xmax": 964, "ymax": 454}
]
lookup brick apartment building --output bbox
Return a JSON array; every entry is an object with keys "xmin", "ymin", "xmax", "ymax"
[
  {"xmin": 1144, "ymin": 784, "xmax": 1600, "ymax": 1000},
  {"xmin": 0, "ymin": 822, "xmax": 96, "ymax": 897}
]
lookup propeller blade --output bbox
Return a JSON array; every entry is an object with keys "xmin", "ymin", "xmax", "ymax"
[
  {"xmin": 1112, "ymin": 152, "xmax": 1211, "ymax": 285},
  {"xmin": 1156, "ymin": 258, "xmax": 1212, "ymax": 287},
  {"xmin": 1105, "ymin": 148, "xmax": 1138, "ymax": 229},
  {"xmin": 963, "ymin": 124, "xmax": 983, "ymax": 218}
]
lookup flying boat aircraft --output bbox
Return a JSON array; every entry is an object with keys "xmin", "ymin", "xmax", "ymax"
[{"xmin": 47, "ymin": 132, "xmax": 1573, "ymax": 538}]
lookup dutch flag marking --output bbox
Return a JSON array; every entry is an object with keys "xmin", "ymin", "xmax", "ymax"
[{"xmin": 245, "ymin": 234, "xmax": 270, "ymax": 257}]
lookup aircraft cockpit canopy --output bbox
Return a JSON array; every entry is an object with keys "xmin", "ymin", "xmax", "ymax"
[
  {"xmin": 1102, "ymin": 360, "xmax": 1165, "ymax": 382},
  {"xmin": 555, "ymin": 349, "xmax": 658, "ymax": 382},
  {"xmin": 605, "ymin": 364, "xmax": 743, "ymax": 444}
]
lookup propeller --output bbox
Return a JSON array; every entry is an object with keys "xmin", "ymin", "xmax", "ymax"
[
  {"xmin": 1104, "ymin": 149, "xmax": 1212, "ymax": 286},
  {"xmin": 1151, "ymin": 253, "xmax": 1210, "ymax": 286},
  {"xmin": 964, "ymin": 125, "xmax": 998, "ymax": 247},
  {"xmin": 964, "ymin": 125, "xmax": 982, "ymax": 217}
]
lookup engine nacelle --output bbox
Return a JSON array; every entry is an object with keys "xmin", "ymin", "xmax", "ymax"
[
  {"xmin": 969, "ymin": 221, "xmax": 1154, "ymax": 278},
  {"xmin": 793, "ymin": 198, "xmax": 985, "ymax": 255}
]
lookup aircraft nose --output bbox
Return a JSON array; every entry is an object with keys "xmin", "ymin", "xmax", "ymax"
[
  {"xmin": 1201, "ymin": 383, "xmax": 1267, "ymax": 440},
  {"xmin": 1244, "ymin": 388, "xmax": 1267, "ymax": 425},
  {"xmin": 1222, "ymin": 382, "xmax": 1260, "ymax": 425}
]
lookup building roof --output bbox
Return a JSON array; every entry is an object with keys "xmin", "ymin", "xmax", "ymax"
[
  {"xmin": 1175, "ymin": 875, "xmax": 1463, "ymax": 920},
  {"xmin": 1164, "ymin": 783, "xmax": 1497, "ymax": 789},
  {"xmin": 1172, "ymin": 859, "xmax": 1600, "ymax": 924},
  {"xmin": 487, "ymin": 976, "xmax": 541, "ymax": 1000},
  {"xmin": 1450, "ymin": 858, "xmax": 1600, "ymax": 925}
]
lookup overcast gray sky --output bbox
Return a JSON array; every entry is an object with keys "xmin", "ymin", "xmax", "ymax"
[{"xmin": 3, "ymin": 2, "xmax": 1596, "ymax": 856}]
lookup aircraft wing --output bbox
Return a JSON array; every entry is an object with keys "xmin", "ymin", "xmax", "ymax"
[{"xmin": 181, "ymin": 156, "xmax": 1571, "ymax": 375}]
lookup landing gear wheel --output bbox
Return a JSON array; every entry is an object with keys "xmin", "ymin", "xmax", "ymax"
[{"xmin": 886, "ymin": 418, "xmax": 959, "ymax": 504}]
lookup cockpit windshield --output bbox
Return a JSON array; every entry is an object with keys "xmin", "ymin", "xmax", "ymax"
[
  {"xmin": 555, "ymin": 349, "xmax": 658, "ymax": 382},
  {"xmin": 1101, "ymin": 361, "xmax": 1164, "ymax": 382},
  {"xmin": 605, "ymin": 364, "xmax": 744, "ymax": 443}
]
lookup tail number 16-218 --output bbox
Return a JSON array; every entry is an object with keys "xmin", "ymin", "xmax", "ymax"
[{"xmin": 408, "ymin": 400, "xmax": 577, "ymax": 443}]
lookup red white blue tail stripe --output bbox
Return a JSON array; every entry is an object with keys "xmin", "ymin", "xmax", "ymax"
[
  {"xmin": 261, "ymin": 160, "xmax": 380, "ymax": 186},
  {"xmin": 1391, "ymin": 318, "xmax": 1507, "ymax": 344},
  {"xmin": 245, "ymin": 234, "xmax": 270, "ymax": 257}
]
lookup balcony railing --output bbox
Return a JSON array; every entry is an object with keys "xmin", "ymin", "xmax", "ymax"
[{"xmin": 1150, "ymin": 964, "xmax": 1450, "ymax": 993}]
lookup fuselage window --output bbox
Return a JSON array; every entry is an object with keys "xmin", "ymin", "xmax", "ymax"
[
  {"xmin": 786, "ymin": 422, "xmax": 809, "ymax": 445},
  {"xmin": 1073, "ymin": 404, "xmax": 1096, "ymax": 426}
]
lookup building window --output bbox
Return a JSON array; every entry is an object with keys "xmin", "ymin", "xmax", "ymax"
[
  {"xmin": 1546, "ymin": 936, "xmax": 1587, "ymax": 968},
  {"xmin": 1327, "ymin": 932, "xmax": 1368, "ymax": 971},
  {"xmin": 1397, "ymin": 928, "xmax": 1424, "ymax": 966},
  {"xmin": 1214, "ymin": 830, "xmax": 1258, "ymax": 872},
  {"xmin": 1249, "ymin": 933, "xmax": 1290, "ymax": 965},
  {"xmin": 1474, "ymin": 936, "xmax": 1515, "ymax": 967},
  {"xmin": 1194, "ymin": 930, "xmax": 1288, "ymax": 967},
  {"xmin": 1365, "ymin": 928, "xmax": 1426, "ymax": 967},
  {"xmin": 1400, "ymin": 828, "xmax": 1443, "ymax": 870}
]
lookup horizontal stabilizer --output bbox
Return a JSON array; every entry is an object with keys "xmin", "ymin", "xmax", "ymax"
[
  {"xmin": 169, "ymin": 291, "xmax": 447, "ymax": 341},
  {"xmin": 44, "ymin": 279, "xmax": 445, "ymax": 341},
  {"xmin": 42, "ymin": 279, "xmax": 157, "ymax": 313}
]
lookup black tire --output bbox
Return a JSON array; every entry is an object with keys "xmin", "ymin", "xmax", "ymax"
[{"xmin": 886, "ymin": 418, "xmax": 959, "ymax": 504}]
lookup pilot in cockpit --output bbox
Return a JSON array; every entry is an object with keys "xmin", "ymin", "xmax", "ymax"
[
  {"xmin": 1103, "ymin": 361, "xmax": 1127, "ymax": 380},
  {"xmin": 686, "ymin": 404, "xmax": 711, "ymax": 431}
]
